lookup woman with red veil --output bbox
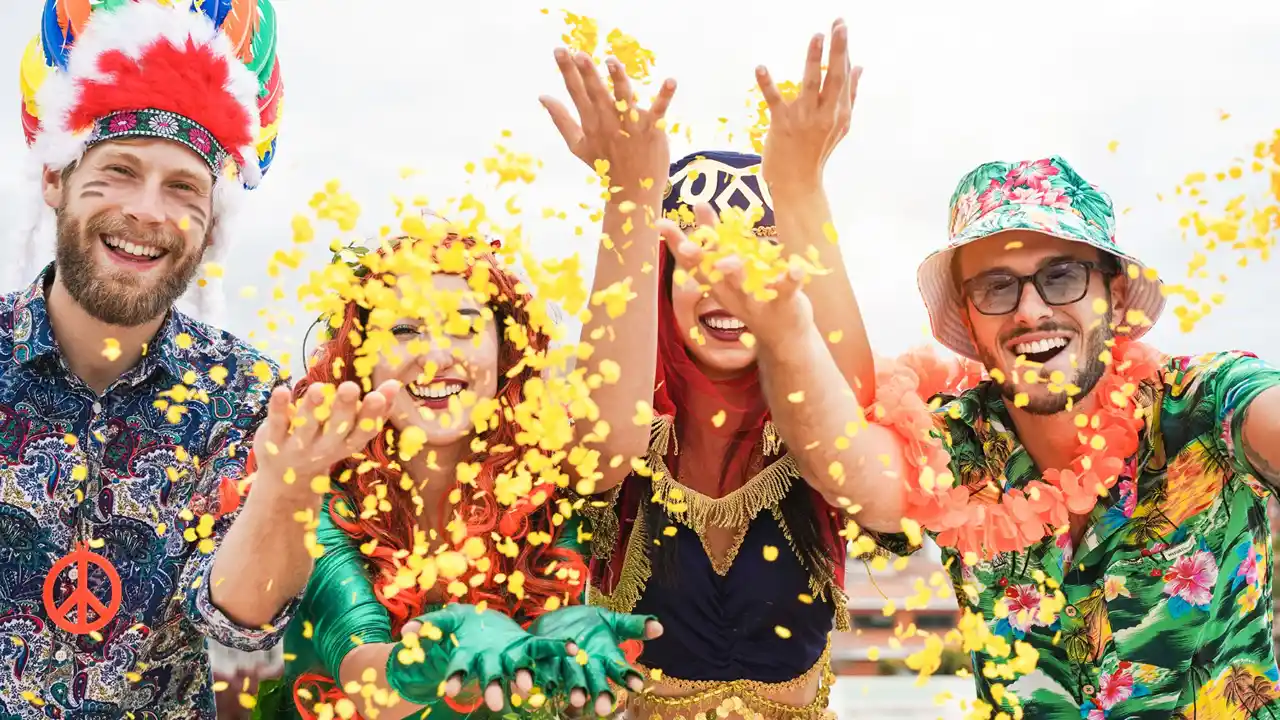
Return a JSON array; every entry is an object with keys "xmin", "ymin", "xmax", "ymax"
[{"xmin": 539, "ymin": 20, "xmax": 914, "ymax": 719}]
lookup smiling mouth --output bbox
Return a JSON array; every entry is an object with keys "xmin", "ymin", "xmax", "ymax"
[
  {"xmin": 699, "ymin": 313, "xmax": 747, "ymax": 341},
  {"xmin": 1010, "ymin": 336, "xmax": 1070, "ymax": 364},
  {"xmin": 407, "ymin": 380, "xmax": 467, "ymax": 405},
  {"xmin": 102, "ymin": 234, "xmax": 168, "ymax": 263}
]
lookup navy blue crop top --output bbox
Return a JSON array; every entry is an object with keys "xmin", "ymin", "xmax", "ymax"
[{"xmin": 632, "ymin": 509, "xmax": 836, "ymax": 683}]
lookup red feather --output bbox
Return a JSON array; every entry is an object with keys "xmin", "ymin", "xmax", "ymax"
[
  {"xmin": 257, "ymin": 57, "xmax": 282, "ymax": 127},
  {"xmin": 70, "ymin": 37, "xmax": 253, "ymax": 165},
  {"xmin": 21, "ymin": 100, "xmax": 41, "ymax": 144}
]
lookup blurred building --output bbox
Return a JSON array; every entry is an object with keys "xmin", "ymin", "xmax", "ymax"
[{"xmin": 832, "ymin": 544, "xmax": 963, "ymax": 676}]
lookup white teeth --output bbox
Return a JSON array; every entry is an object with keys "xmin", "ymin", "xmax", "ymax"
[
  {"xmin": 702, "ymin": 315, "xmax": 746, "ymax": 331},
  {"xmin": 103, "ymin": 235, "xmax": 162, "ymax": 258},
  {"xmin": 408, "ymin": 381, "xmax": 465, "ymax": 400},
  {"xmin": 1013, "ymin": 337, "xmax": 1069, "ymax": 356}
]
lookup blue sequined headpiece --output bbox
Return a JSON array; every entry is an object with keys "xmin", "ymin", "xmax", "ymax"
[{"xmin": 662, "ymin": 150, "xmax": 775, "ymax": 236}]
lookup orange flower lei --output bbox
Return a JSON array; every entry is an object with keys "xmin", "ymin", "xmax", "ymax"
[{"xmin": 902, "ymin": 338, "xmax": 1164, "ymax": 561}]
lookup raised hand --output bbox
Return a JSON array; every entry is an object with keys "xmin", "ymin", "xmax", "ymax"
[
  {"xmin": 252, "ymin": 379, "xmax": 399, "ymax": 494},
  {"xmin": 540, "ymin": 48, "xmax": 677, "ymax": 191},
  {"xmin": 757, "ymin": 18, "xmax": 860, "ymax": 189},
  {"xmin": 527, "ymin": 605, "xmax": 662, "ymax": 717},
  {"xmin": 660, "ymin": 203, "xmax": 815, "ymax": 347},
  {"xmin": 391, "ymin": 604, "xmax": 573, "ymax": 712}
]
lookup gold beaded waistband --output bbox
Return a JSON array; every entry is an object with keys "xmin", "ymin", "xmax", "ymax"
[{"xmin": 621, "ymin": 637, "xmax": 836, "ymax": 720}]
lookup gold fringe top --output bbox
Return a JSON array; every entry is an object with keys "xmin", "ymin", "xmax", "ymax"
[{"xmin": 589, "ymin": 414, "xmax": 851, "ymax": 633}]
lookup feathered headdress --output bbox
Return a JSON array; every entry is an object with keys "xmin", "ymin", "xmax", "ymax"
[{"xmin": 14, "ymin": 0, "xmax": 284, "ymax": 326}]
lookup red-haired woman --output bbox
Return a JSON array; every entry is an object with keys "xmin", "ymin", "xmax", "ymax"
[
  {"xmin": 540, "ymin": 22, "xmax": 912, "ymax": 720},
  {"xmin": 253, "ymin": 232, "xmax": 659, "ymax": 720}
]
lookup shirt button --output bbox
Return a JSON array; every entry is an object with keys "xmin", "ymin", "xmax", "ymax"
[
  {"xmin": 54, "ymin": 649, "xmax": 67, "ymax": 662},
  {"xmin": 1083, "ymin": 684, "xmax": 1096, "ymax": 696},
  {"xmin": 91, "ymin": 402, "xmax": 102, "ymax": 414},
  {"xmin": 1064, "ymin": 606, "xmax": 1078, "ymax": 617}
]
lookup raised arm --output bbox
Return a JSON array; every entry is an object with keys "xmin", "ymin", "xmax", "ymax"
[
  {"xmin": 757, "ymin": 19, "xmax": 875, "ymax": 407},
  {"xmin": 659, "ymin": 211, "xmax": 907, "ymax": 533},
  {"xmin": 209, "ymin": 379, "xmax": 396, "ymax": 629},
  {"xmin": 540, "ymin": 49, "xmax": 677, "ymax": 494}
]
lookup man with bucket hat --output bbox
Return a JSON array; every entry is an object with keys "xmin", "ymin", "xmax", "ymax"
[{"xmin": 852, "ymin": 155, "xmax": 1280, "ymax": 717}]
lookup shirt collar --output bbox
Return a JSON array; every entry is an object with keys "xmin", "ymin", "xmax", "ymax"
[{"xmin": 11, "ymin": 263, "xmax": 189, "ymax": 383}]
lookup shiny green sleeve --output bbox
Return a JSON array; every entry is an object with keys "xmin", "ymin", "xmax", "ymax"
[
  {"xmin": 553, "ymin": 510, "xmax": 588, "ymax": 556},
  {"xmin": 302, "ymin": 498, "xmax": 395, "ymax": 681},
  {"xmin": 553, "ymin": 511, "xmax": 590, "ymax": 605}
]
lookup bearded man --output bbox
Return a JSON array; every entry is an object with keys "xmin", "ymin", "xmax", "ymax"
[
  {"xmin": 0, "ymin": 3, "xmax": 398, "ymax": 717},
  {"xmin": 887, "ymin": 157, "xmax": 1280, "ymax": 717},
  {"xmin": 687, "ymin": 154, "xmax": 1280, "ymax": 718}
]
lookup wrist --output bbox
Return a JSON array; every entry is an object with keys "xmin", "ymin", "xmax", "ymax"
[
  {"xmin": 764, "ymin": 172, "xmax": 824, "ymax": 199},
  {"xmin": 751, "ymin": 293, "xmax": 815, "ymax": 348},
  {"xmin": 606, "ymin": 178, "xmax": 665, "ymax": 207},
  {"xmin": 243, "ymin": 471, "xmax": 324, "ymax": 517}
]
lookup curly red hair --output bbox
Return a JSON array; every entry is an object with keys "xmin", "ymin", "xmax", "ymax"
[
  {"xmin": 316, "ymin": 236, "xmax": 584, "ymax": 627},
  {"xmin": 253, "ymin": 236, "xmax": 587, "ymax": 717}
]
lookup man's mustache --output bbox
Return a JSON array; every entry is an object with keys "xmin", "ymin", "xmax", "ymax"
[
  {"xmin": 1000, "ymin": 323, "xmax": 1075, "ymax": 347},
  {"xmin": 83, "ymin": 211, "xmax": 184, "ymax": 254}
]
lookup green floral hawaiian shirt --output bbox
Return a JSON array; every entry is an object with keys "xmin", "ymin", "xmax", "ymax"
[{"xmin": 881, "ymin": 350, "xmax": 1280, "ymax": 719}]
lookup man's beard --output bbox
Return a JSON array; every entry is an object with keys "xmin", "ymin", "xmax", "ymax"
[
  {"xmin": 979, "ymin": 320, "xmax": 1112, "ymax": 416},
  {"xmin": 54, "ymin": 207, "xmax": 203, "ymax": 327}
]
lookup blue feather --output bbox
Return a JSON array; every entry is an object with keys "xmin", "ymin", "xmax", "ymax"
[
  {"xmin": 40, "ymin": 0, "xmax": 72, "ymax": 70},
  {"xmin": 195, "ymin": 0, "xmax": 233, "ymax": 28}
]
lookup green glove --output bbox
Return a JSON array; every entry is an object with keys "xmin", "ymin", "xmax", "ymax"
[
  {"xmin": 385, "ymin": 603, "xmax": 571, "ymax": 709},
  {"xmin": 527, "ymin": 606, "xmax": 658, "ymax": 713}
]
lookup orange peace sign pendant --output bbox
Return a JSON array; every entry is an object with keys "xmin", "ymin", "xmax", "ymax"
[{"xmin": 42, "ymin": 542, "xmax": 122, "ymax": 635}]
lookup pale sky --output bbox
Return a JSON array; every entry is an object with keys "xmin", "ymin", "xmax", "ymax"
[{"xmin": 3, "ymin": 0, "xmax": 1279, "ymax": 377}]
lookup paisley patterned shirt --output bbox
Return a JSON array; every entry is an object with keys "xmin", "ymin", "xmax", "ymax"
[
  {"xmin": 0, "ymin": 266, "xmax": 297, "ymax": 719},
  {"xmin": 880, "ymin": 350, "xmax": 1280, "ymax": 719}
]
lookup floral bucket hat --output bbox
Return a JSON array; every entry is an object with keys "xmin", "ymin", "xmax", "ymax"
[{"xmin": 916, "ymin": 155, "xmax": 1166, "ymax": 360}]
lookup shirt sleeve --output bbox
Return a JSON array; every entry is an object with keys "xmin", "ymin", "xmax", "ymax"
[
  {"xmin": 301, "ymin": 498, "xmax": 395, "ymax": 680},
  {"xmin": 1170, "ymin": 350, "xmax": 1280, "ymax": 483},
  {"xmin": 178, "ymin": 370, "xmax": 300, "ymax": 652}
]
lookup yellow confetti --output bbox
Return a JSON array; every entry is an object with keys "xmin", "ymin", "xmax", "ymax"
[
  {"xmin": 102, "ymin": 338, "xmax": 121, "ymax": 362},
  {"xmin": 762, "ymin": 545, "xmax": 779, "ymax": 562}
]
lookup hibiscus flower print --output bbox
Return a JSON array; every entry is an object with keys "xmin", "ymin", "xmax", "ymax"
[
  {"xmin": 1005, "ymin": 158, "xmax": 1059, "ymax": 190},
  {"xmin": 1040, "ymin": 187, "xmax": 1073, "ymax": 209},
  {"xmin": 1163, "ymin": 547, "xmax": 1219, "ymax": 617},
  {"xmin": 1103, "ymin": 575, "xmax": 1131, "ymax": 602},
  {"xmin": 1008, "ymin": 186, "xmax": 1045, "ymax": 205},
  {"xmin": 1097, "ymin": 667, "xmax": 1135, "ymax": 709},
  {"xmin": 108, "ymin": 113, "xmax": 137, "ymax": 133},
  {"xmin": 1230, "ymin": 540, "xmax": 1264, "ymax": 591},
  {"xmin": 188, "ymin": 127, "xmax": 212, "ymax": 153},
  {"xmin": 978, "ymin": 179, "xmax": 1011, "ymax": 213},
  {"xmin": 997, "ymin": 584, "xmax": 1045, "ymax": 636},
  {"xmin": 1118, "ymin": 478, "xmax": 1137, "ymax": 518}
]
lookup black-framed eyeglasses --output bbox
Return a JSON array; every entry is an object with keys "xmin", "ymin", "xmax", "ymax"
[{"xmin": 961, "ymin": 260, "xmax": 1112, "ymax": 316}]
